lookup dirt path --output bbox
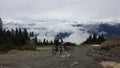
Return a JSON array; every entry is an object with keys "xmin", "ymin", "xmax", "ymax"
[{"xmin": 0, "ymin": 45, "xmax": 102, "ymax": 68}]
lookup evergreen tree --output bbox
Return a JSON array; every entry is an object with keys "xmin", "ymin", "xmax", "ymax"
[
  {"xmin": 87, "ymin": 35, "xmax": 92, "ymax": 44},
  {"xmin": 50, "ymin": 40, "xmax": 54, "ymax": 45},
  {"xmin": 30, "ymin": 32, "xmax": 34, "ymax": 37},
  {"xmin": 98, "ymin": 34, "xmax": 105, "ymax": 44},
  {"xmin": 43, "ymin": 38, "xmax": 46, "ymax": 45},
  {"xmin": 11, "ymin": 29, "xmax": 15, "ymax": 45},
  {"xmin": 37, "ymin": 39, "xmax": 42, "ymax": 45},
  {"xmin": 11, "ymin": 29, "xmax": 15, "ymax": 37},
  {"xmin": 0, "ymin": 18, "xmax": 2, "ymax": 30},
  {"xmin": 0, "ymin": 18, "xmax": 3, "ymax": 39},
  {"xmin": 35, "ymin": 35, "xmax": 38, "ymax": 45},
  {"xmin": 23, "ymin": 29, "xmax": 28, "ymax": 40},
  {"xmin": 0, "ymin": 18, "xmax": 37, "ymax": 51},
  {"xmin": 15, "ymin": 28, "xmax": 21, "ymax": 46},
  {"xmin": 18, "ymin": 28, "xmax": 24, "ymax": 45},
  {"xmin": 92, "ymin": 33, "xmax": 97, "ymax": 44},
  {"xmin": 15, "ymin": 28, "xmax": 19, "ymax": 37},
  {"xmin": 46, "ymin": 40, "xmax": 48, "ymax": 45},
  {"xmin": 83, "ymin": 33, "xmax": 105, "ymax": 44}
]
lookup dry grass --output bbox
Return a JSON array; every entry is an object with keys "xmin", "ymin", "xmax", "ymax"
[
  {"xmin": 100, "ymin": 41, "xmax": 120, "ymax": 50},
  {"xmin": 100, "ymin": 61, "xmax": 120, "ymax": 68}
]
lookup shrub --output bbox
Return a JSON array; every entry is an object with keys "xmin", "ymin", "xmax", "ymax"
[
  {"xmin": 100, "ymin": 41, "xmax": 120, "ymax": 50},
  {"xmin": 0, "ymin": 44, "xmax": 14, "ymax": 51}
]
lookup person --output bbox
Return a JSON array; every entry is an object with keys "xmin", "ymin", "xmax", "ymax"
[{"xmin": 54, "ymin": 34, "xmax": 63, "ymax": 51}]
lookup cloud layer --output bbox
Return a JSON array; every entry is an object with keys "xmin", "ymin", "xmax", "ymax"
[{"xmin": 3, "ymin": 20, "xmax": 91, "ymax": 44}]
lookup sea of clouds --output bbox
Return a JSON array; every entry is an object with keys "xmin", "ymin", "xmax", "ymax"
[{"xmin": 3, "ymin": 20, "xmax": 100, "ymax": 44}]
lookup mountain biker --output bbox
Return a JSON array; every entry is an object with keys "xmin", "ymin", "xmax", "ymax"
[{"xmin": 54, "ymin": 34, "xmax": 63, "ymax": 51}]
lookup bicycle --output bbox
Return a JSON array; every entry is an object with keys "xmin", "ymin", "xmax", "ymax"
[{"xmin": 52, "ymin": 44, "xmax": 64, "ymax": 55}]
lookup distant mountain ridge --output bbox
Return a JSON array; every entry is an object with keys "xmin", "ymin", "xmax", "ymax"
[{"xmin": 3, "ymin": 20, "xmax": 120, "ymax": 44}]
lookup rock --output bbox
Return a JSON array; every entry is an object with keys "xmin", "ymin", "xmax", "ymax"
[
  {"xmin": 114, "ymin": 64, "xmax": 120, "ymax": 68},
  {"xmin": 61, "ymin": 54, "xmax": 71, "ymax": 58},
  {"xmin": 100, "ymin": 61, "xmax": 120, "ymax": 68},
  {"xmin": 91, "ymin": 45, "xmax": 100, "ymax": 47},
  {"xmin": 67, "ymin": 54, "xmax": 71, "ymax": 58},
  {"xmin": 61, "ymin": 55, "xmax": 66, "ymax": 58},
  {"xmin": 70, "ymin": 61, "xmax": 78, "ymax": 67},
  {"xmin": 8, "ymin": 50, "xmax": 18, "ymax": 54}
]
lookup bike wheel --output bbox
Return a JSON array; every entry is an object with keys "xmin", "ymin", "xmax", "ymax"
[
  {"xmin": 59, "ymin": 46, "xmax": 63, "ymax": 54},
  {"xmin": 52, "ymin": 46, "xmax": 57, "ymax": 55}
]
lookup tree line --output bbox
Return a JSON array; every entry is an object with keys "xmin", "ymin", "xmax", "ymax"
[
  {"xmin": 37, "ymin": 38, "xmax": 54, "ymax": 46},
  {"xmin": 0, "ymin": 27, "xmax": 37, "ymax": 51},
  {"xmin": 83, "ymin": 33, "xmax": 105, "ymax": 44},
  {"xmin": 0, "ymin": 28, "xmax": 55, "ymax": 51}
]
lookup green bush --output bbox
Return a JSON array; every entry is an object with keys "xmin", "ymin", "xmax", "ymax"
[{"xmin": 0, "ymin": 44, "xmax": 14, "ymax": 51}]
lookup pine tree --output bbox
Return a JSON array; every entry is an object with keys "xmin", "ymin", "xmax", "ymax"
[
  {"xmin": 92, "ymin": 33, "xmax": 97, "ymax": 44},
  {"xmin": 23, "ymin": 29, "xmax": 28, "ymax": 40},
  {"xmin": 0, "ymin": 18, "xmax": 3, "ymax": 39},
  {"xmin": 11, "ymin": 29, "xmax": 15, "ymax": 37},
  {"xmin": 46, "ymin": 40, "xmax": 48, "ymax": 45},
  {"xmin": 50, "ymin": 40, "xmax": 54, "ymax": 45},
  {"xmin": 15, "ymin": 28, "xmax": 19, "ymax": 37},
  {"xmin": 30, "ymin": 32, "xmax": 34, "ymax": 37},
  {"xmin": 87, "ymin": 35, "xmax": 92, "ymax": 44},
  {"xmin": 83, "ymin": 35, "xmax": 92, "ymax": 44},
  {"xmin": 18, "ymin": 28, "xmax": 24, "ymax": 45},
  {"xmin": 0, "ymin": 18, "xmax": 2, "ymax": 30},
  {"xmin": 98, "ymin": 34, "xmax": 105, "ymax": 44},
  {"xmin": 0, "ymin": 18, "xmax": 37, "ymax": 50},
  {"xmin": 11, "ymin": 29, "xmax": 15, "ymax": 45},
  {"xmin": 35, "ymin": 35, "xmax": 38, "ymax": 45},
  {"xmin": 43, "ymin": 38, "xmax": 46, "ymax": 45},
  {"xmin": 37, "ymin": 39, "xmax": 42, "ymax": 45}
]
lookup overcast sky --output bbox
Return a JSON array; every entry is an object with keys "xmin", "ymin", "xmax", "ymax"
[
  {"xmin": 1, "ymin": 0, "xmax": 120, "ymax": 44},
  {"xmin": 0, "ymin": 0, "xmax": 120, "ymax": 22}
]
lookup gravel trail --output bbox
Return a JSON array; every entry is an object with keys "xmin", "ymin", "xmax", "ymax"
[{"xmin": 0, "ymin": 45, "xmax": 102, "ymax": 68}]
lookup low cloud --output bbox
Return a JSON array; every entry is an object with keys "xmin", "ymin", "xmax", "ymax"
[{"xmin": 3, "ymin": 20, "xmax": 90, "ymax": 44}]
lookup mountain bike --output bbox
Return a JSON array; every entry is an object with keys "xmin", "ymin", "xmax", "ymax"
[{"xmin": 52, "ymin": 44, "xmax": 64, "ymax": 55}]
